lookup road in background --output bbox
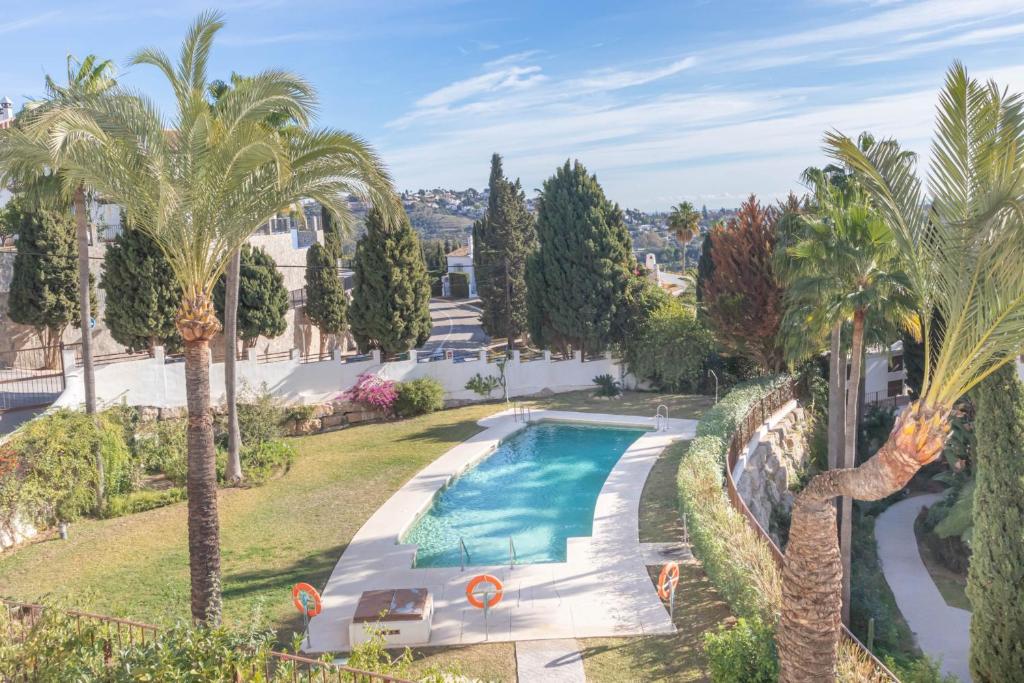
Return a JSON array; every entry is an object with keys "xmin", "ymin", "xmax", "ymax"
[{"xmin": 419, "ymin": 298, "xmax": 489, "ymax": 359}]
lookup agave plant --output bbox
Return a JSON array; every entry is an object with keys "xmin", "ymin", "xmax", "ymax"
[
  {"xmin": 777, "ymin": 63, "xmax": 1024, "ymax": 681},
  {"xmin": 15, "ymin": 12, "xmax": 397, "ymax": 623}
]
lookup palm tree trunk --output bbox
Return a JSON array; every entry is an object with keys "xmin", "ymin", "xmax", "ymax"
[
  {"xmin": 73, "ymin": 186, "xmax": 103, "ymax": 511},
  {"xmin": 178, "ymin": 290, "xmax": 223, "ymax": 625},
  {"xmin": 778, "ymin": 401, "xmax": 949, "ymax": 682},
  {"xmin": 840, "ymin": 308, "xmax": 865, "ymax": 625},
  {"xmin": 827, "ymin": 320, "xmax": 845, "ymax": 471},
  {"xmin": 223, "ymin": 248, "xmax": 242, "ymax": 485}
]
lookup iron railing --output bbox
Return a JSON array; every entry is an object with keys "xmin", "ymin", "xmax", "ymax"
[
  {"xmin": 1, "ymin": 598, "xmax": 410, "ymax": 683},
  {"xmin": 722, "ymin": 381, "xmax": 899, "ymax": 681},
  {"xmin": 0, "ymin": 344, "xmax": 66, "ymax": 412}
]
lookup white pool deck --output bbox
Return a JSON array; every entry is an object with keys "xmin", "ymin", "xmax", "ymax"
[{"xmin": 305, "ymin": 409, "xmax": 697, "ymax": 653}]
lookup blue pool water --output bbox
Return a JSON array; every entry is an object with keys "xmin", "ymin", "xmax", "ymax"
[{"xmin": 403, "ymin": 422, "xmax": 647, "ymax": 567}]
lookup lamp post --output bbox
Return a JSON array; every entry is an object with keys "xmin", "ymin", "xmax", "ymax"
[{"xmin": 708, "ymin": 369, "xmax": 719, "ymax": 404}]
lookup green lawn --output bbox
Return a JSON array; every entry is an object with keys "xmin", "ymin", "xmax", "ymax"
[{"xmin": 0, "ymin": 390, "xmax": 720, "ymax": 681}]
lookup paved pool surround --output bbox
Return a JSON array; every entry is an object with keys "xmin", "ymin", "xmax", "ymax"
[{"xmin": 306, "ymin": 409, "xmax": 697, "ymax": 652}]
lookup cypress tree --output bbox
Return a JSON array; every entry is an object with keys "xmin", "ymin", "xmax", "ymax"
[
  {"xmin": 213, "ymin": 244, "xmax": 288, "ymax": 346},
  {"xmin": 473, "ymin": 153, "xmax": 536, "ymax": 342},
  {"xmin": 348, "ymin": 205, "xmax": 432, "ymax": 354},
  {"xmin": 7, "ymin": 202, "xmax": 83, "ymax": 368},
  {"xmin": 321, "ymin": 208, "xmax": 344, "ymax": 263},
  {"xmin": 304, "ymin": 242, "xmax": 347, "ymax": 358},
  {"xmin": 526, "ymin": 159, "xmax": 634, "ymax": 353},
  {"xmin": 695, "ymin": 231, "xmax": 714, "ymax": 304},
  {"xmin": 100, "ymin": 227, "xmax": 182, "ymax": 353},
  {"xmin": 968, "ymin": 364, "xmax": 1024, "ymax": 681}
]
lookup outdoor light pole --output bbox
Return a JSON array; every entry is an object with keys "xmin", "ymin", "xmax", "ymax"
[{"xmin": 708, "ymin": 369, "xmax": 719, "ymax": 403}]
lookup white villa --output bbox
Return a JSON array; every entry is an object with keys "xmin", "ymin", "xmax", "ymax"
[{"xmin": 441, "ymin": 235, "xmax": 477, "ymax": 298}]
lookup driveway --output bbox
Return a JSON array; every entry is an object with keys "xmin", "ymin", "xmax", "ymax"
[{"xmin": 419, "ymin": 298, "xmax": 489, "ymax": 359}]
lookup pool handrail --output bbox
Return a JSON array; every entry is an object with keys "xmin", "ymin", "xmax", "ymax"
[
  {"xmin": 459, "ymin": 536, "xmax": 471, "ymax": 571},
  {"xmin": 509, "ymin": 536, "xmax": 517, "ymax": 568},
  {"xmin": 655, "ymin": 404, "xmax": 669, "ymax": 431}
]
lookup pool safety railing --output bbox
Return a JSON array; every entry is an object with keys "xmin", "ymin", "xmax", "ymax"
[
  {"xmin": 655, "ymin": 404, "xmax": 669, "ymax": 431},
  {"xmin": 459, "ymin": 537, "xmax": 471, "ymax": 571},
  {"xmin": 514, "ymin": 402, "xmax": 532, "ymax": 423},
  {"xmin": 509, "ymin": 536, "xmax": 518, "ymax": 568}
]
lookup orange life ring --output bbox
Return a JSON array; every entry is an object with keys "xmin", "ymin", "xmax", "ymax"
[
  {"xmin": 657, "ymin": 562, "xmax": 680, "ymax": 600},
  {"xmin": 292, "ymin": 582, "xmax": 322, "ymax": 617},
  {"xmin": 465, "ymin": 574, "xmax": 503, "ymax": 609}
]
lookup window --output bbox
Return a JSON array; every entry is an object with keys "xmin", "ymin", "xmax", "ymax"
[
  {"xmin": 888, "ymin": 379, "xmax": 904, "ymax": 397},
  {"xmin": 888, "ymin": 354, "xmax": 904, "ymax": 372}
]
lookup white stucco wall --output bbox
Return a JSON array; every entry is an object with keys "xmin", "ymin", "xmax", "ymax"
[{"xmin": 54, "ymin": 348, "xmax": 622, "ymax": 410}]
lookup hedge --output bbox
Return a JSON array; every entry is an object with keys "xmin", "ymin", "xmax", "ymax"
[{"xmin": 448, "ymin": 271, "xmax": 470, "ymax": 299}]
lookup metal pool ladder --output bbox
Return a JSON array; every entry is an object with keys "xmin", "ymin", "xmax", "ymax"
[
  {"xmin": 514, "ymin": 402, "xmax": 532, "ymax": 423},
  {"xmin": 655, "ymin": 404, "xmax": 669, "ymax": 431},
  {"xmin": 459, "ymin": 537, "xmax": 471, "ymax": 571},
  {"xmin": 509, "ymin": 536, "xmax": 517, "ymax": 569}
]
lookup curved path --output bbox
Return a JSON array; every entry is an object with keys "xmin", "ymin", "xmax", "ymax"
[{"xmin": 875, "ymin": 493, "xmax": 972, "ymax": 682}]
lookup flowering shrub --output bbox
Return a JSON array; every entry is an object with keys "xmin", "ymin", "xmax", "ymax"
[{"xmin": 343, "ymin": 373, "xmax": 398, "ymax": 413}]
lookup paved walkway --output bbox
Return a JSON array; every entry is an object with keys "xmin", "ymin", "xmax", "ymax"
[
  {"xmin": 515, "ymin": 639, "xmax": 586, "ymax": 682},
  {"xmin": 875, "ymin": 493, "xmax": 972, "ymax": 682},
  {"xmin": 307, "ymin": 410, "xmax": 697, "ymax": 652}
]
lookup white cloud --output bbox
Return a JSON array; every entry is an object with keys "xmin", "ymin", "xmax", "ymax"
[
  {"xmin": 0, "ymin": 11, "xmax": 59, "ymax": 35},
  {"xmin": 415, "ymin": 66, "xmax": 546, "ymax": 108},
  {"xmin": 567, "ymin": 57, "xmax": 696, "ymax": 91}
]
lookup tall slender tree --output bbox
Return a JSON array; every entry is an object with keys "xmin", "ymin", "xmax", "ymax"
[
  {"xmin": 668, "ymin": 200, "xmax": 700, "ymax": 269},
  {"xmin": 472, "ymin": 154, "xmax": 535, "ymax": 343},
  {"xmin": 213, "ymin": 244, "xmax": 288, "ymax": 347},
  {"xmin": 777, "ymin": 64, "xmax": 1024, "ymax": 681},
  {"xmin": 526, "ymin": 159, "xmax": 634, "ymax": 354},
  {"xmin": 349, "ymin": 205, "xmax": 432, "ymax": 354},
  {"xmin": 23, "ymin": 12, "xmax": 398, "ymax": 622},
  {"xmin": 305, "ymin": 242, "xmax": 348, "ymax": 359}
]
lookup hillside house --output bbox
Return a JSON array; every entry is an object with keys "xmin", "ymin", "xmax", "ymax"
[{"xmin": 441, "ymin": 235, "xmax": 477, "ymax": 298}]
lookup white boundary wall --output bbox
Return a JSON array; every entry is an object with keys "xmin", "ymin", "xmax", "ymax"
[{"xmin": 54, "ymin": 348, "xmax": 623, "ymax": 410}]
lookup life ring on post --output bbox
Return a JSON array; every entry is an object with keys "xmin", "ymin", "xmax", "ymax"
[
  {"xmin": 657, "ymin": 562, "xmax": 680, "ymax": 600},
  {"xmin": 292, "ymin": 582, "xmax": 322, "ymax": 617},
  {"xmin": 465, "ymin": 574, "xmax": 504, "ymax": 609}
]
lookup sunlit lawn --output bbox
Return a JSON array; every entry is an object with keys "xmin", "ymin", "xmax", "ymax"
[{"xmin": 0, "ymin": 390, "xmax": 720, "ymax": 681}]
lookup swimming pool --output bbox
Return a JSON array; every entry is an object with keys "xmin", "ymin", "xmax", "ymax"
[{"xmin": 402, "ymin": 422, "xmax": 648, "ymax": 567}]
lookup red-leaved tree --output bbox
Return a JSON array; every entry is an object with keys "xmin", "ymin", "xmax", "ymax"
[{"xmin": 700, "ymin": 194, "xmax": 785, "ymax": 372}]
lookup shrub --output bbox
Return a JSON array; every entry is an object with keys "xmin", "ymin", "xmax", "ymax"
[
  {"xmin": 103, "ymin": 488, "xmax": 186, "ymax": 518},
  {"xmin": 704, "ymin": 617, "xmax": 780, "ymax": 683},
  {"xmin": 394, "ymin": 378, "xmax": 445, "ymax": 417},
  {"xmin": 239, "ymin": 439, "xmax": 295, "ymax": 484},
  {"xmin": 134, "ymin": 419, "xmax": 188, "ymax": 485},
  {"xmin": 623, "ymin": 299, "xmax": 715, "ymax": 392},
  {"xmin": 235, "ymin": 383, "xmax": 286, "ymax": 445},
  {"xmin": 465, "ymin": 373, "xmax": 501, "ymax": 398},
  {"xmin": 448, "ymin": 271, "xmax": 470, "ymax": 298},
  {"xmin": 343, "ymin": 373, "xmax": 398, "ymax": 413},
  {"xmin": 592, "ymin": 373, "xmax": 621, "ymax": 397}
]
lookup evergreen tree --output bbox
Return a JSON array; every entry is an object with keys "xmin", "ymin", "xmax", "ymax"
[
  {"xmin": 472, "ymin": 153, "xmax": 536, "ymax": 341},
  {"xmin": 7, "ymin": 202, "xmax": 84, "ymax": 368},
  {"xmin": 321, "ymin": 208, "xmax": 344, "ymax": 263},
  {"xmin": 213, "ymin": 244, "xmax": 288, "ymax": 346},
  {"xmin": 968, "ymin": 364, "xmax": 1024, "ymax": 681},
  {"xmin": 695, "ymin": 231, "xmax": 715, "ymax": 304},
  {"xmin": 526, "ymin": 160, "xmax": 634, "ymax": 353},
  {"xmin": 100, "ymin": 226, "xmax": 182, "ymax": 353},
  {"xmin": 348, "ymin": 205, "xmax": 432, "ymax": 353},
  {"xmin": 304, "ymin": 242, "xmax": 347, "ymax": 358}
]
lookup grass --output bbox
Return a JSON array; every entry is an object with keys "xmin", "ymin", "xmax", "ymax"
[
  {"xmin": 639, "ymin": 442, "xmax": 688, "ymax": 543},
  {"xmin": 406, "ymin": 643, "xmax": 516, "ymax": 682},
  {"xmin": 914, "ymin": 520, "xmax": 971, "ymax": 612},
  {"xmin": 0, "ymin": 390, "xmax": 710, "ymax": 681}
]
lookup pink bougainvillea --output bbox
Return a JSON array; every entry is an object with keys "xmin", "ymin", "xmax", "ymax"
[{"xmin": 342, "ymin": 373, "xmax": 398, "ymax": 413}]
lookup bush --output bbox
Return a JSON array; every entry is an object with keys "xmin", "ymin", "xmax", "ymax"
[
  {"xmin": 343, "ymin": 373, "xmax": 398, "ymax": 413},
  {"xmin": 103, "ymin": 488, "xmax": 186, "ymax": 518},
  {"xmin": 465, "ymin": 373, "xmax": 501, "ymax": 398},
  {"xmin": 238, "ymin": 439, "xmax": 295, "ymax": 484},
  {"xmin": 592, "ymin": 373, "xmax": 621, "ymax": 397},
  {"xmin": 134, "ymin": 419, "xmax": 188, "ymax": 485},
  {"xmin": 448, "ymin": 271, "xmax": 470, "ymax": 298},
  {"xmin": 704, "ymin": 617, "xmax": 780, "ymax": 682},
  {"xmin": 235, "ymin": 383, "xmax": 286, "ymax": 445},
  {"xmin": 394, "ymin": 378, "xmax": 445, "ymax": 417},
  {"xmin": 623, "ymin": 298, "xmax": 715, "ymax": 392}
]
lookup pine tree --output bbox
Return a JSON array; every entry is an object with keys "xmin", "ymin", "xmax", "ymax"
[
  {"xmin": 526, "ymin": 159, "xmax": 634, "ymax": 354},
  {"xmin": 968, "ymin": 364, "xmax": 1024, "ymax": 682},
  {"xmin": 304, "ymin": 242, "xmax": 347, "ymax": 359},
  {"xmin": 7, "ymin": 202, "xmax": 83, "ymax": 368},
  {"xmin": 348, "ymin": 205, "xmax": 432, "ymax": 354},
  {"xmin": 321, "ymin": 208, "xmax": 344, "ymax": 263},
  {"xmin": 100, "ymin": 226, "xmax": 182, "ymax": 353},
  {"xmin": 473, "ymin": 153, "xmax": 536, "ymax": 342},
  {"xmin": 213, "ymin": 244, "xmax": 288, "ymax": 346}
]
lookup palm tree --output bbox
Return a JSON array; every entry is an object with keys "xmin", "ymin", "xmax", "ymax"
[
  {"xmin": 776, "ymin": 63, "xmax": 1024, "ymax": 681},
  {"xmin": 23, "ymin": 12, "xmax": 397, "ymax": 623},
  {"xmin": 0, "ymin": 54, "xmax": 117, "ymax": 508},
  {"xmin": 668, "ymin": 200, "xmax": 701, "ymax": 269},
  {"xmin": 777, "ymin": 179, "xmax": 917, "ymax": 625}
]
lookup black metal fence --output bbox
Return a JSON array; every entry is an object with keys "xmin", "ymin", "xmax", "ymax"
[{"xmin": 0, "ymin": 345, "xmax": 65, "ymax": 412}]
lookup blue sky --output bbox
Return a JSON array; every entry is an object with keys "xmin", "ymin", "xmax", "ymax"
[{"xmin": 3, "ymin": 0, "xmax": 1024, "ymax": 210}]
